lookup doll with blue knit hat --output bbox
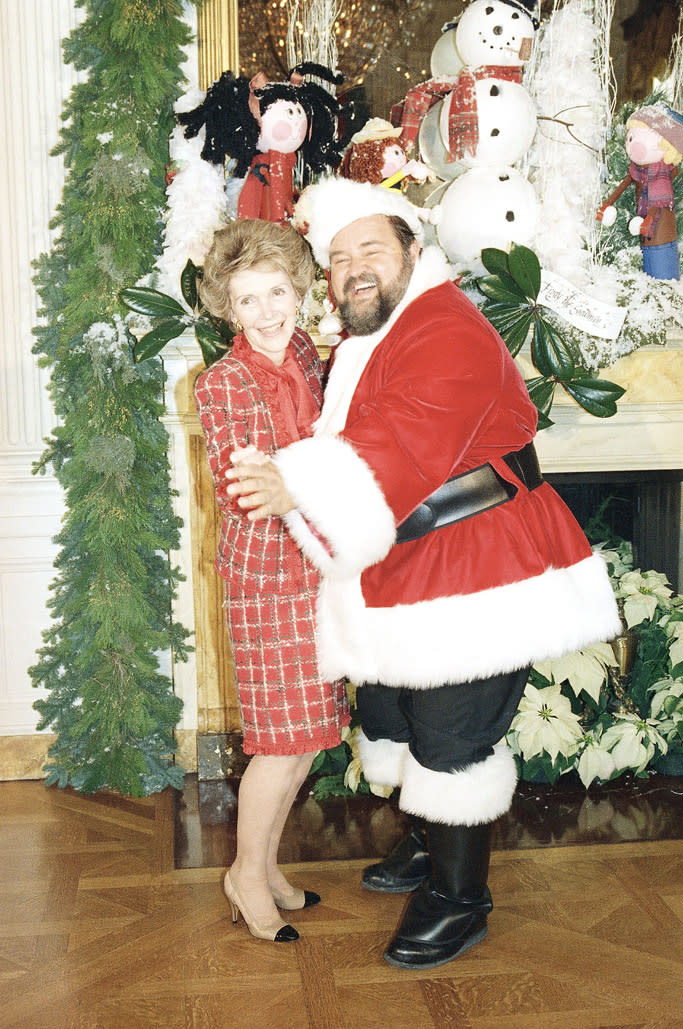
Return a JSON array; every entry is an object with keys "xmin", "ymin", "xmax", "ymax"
[{"xmin": 597, "ymin": 102, "xmax": 683, "ymax": 280}]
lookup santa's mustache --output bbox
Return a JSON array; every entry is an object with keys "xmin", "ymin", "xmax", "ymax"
[{"xmin": 343, "ymin": 273, "xmax": 381, "ymax": 299}]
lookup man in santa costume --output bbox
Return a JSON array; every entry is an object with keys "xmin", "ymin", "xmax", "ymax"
[{"xmin": 226, "ymin": 177, "xmax": 621, "ymax": 969}]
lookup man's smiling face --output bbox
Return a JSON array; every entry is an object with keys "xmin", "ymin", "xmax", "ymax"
[{"xmin": 329, "ymin": 214, "xmax": 418, "ymax": 336}]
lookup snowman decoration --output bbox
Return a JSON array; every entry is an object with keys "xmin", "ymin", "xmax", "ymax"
[{"xmin": 398, "ymin": 0, "xmax": 541, "ymax": 270}]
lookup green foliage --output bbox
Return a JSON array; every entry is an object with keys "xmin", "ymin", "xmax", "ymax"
[
  {"xmin": 475, "ymin": 245, "xmax": 625, "ymax": 427},
  {"xmin": 120, "ymin": 259, "xmax": 234, "ymax": 366},
  {"xmin": 30, "ymin": 0, "xmax": 195, "ymax": 796},
  {"xmin": 628, "ymin": 622, "xmax": 671, "ymax": 717},
  {"xmin": 309, "ymin": 740, "xmax": 371, "ymax": 799}
]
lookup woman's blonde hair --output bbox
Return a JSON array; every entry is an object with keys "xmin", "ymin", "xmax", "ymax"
[{"xmin": 199, "ymin": 219, "xmax": 315, "ymax": 321}]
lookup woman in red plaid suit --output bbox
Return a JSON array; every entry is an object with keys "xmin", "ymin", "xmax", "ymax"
[{"xmin": 194, "ymin": 220, "xmax": 349, "ymax": 944}]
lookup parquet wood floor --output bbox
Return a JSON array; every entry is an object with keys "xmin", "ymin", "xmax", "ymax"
[{"xmin": 1, "ymin": 780, "xmax": 681, "ymax": 1029}]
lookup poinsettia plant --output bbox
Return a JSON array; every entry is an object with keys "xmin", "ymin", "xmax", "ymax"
[
  {"xmin": 507, "ymin": 539, "xmax": 683, "ymax": 786},
  {"xmin": 120, "ymin": 258, "xmax": 233, "ymax": 367},
  {"xmin": 471, "ymin": 244, "xmax": 626, "ymax": 429}
]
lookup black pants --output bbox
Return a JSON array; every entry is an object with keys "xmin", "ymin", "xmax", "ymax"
[{"xmin": 356, "ymin": 668, "xmax": 529, "ymax": 773}]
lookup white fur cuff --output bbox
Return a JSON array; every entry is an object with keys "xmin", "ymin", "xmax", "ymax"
[
  {"xmin": 356, "ymin": 730, "xmax": 408, "ymax": 787},
  {"xmin": 399, "ymin": 745, "xmax": 519, "ymax": 826}
]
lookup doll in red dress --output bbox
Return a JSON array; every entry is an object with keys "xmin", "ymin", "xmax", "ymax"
[{"xmin": 177, "ymin": 62, "xmax": 348, "ymax": 224}]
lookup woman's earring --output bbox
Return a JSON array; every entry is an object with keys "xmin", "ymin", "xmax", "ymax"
[{"xmin": 234, "ymin": 319, "xmax": 243, "ymax": 332}]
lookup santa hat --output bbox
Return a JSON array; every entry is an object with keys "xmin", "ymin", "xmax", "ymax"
[
  {"xmin": 293, "ymin": 176, "xmax": 424, "ymax": 268},
  {"xmin": 630, "ymin": 102, "xmax": 683, "ymax": 158}
]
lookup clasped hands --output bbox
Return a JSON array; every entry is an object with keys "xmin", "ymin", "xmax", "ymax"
[{"xmin": 225, "ymin": 446, "xmax": 295, "ymax": 521}]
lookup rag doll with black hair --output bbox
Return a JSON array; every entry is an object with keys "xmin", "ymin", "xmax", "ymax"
[{"xmin": 177, "ymin": 62, "xmax": 349, "ymax": 223}]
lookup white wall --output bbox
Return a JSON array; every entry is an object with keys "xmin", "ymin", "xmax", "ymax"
[
  {"xmin": 0, "ymin": 0, "xmax": 82, "ymax": 735},
  {"xmin": 0, "ymin": 0, "xmax": 200, "ymax": 742}
]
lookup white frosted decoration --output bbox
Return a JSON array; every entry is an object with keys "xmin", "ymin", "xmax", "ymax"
[
  {"xmin": 286, "ymin": 0, "xmax": 341, "ymax": 71},
  {"xmin": 665, "ymin": 11, "xmax": 683, "ymax": 112},
  {"xmin": 154, "ymin": 89, "xmax": 229, "ymax": 301},
  {"xmin": 455, "ymin": 0, "xmax": 535, "ymax": 68},
  {"xmin": 430, "ymin": 26, "xmax": 463, "ymax": 77},
  {"xmin": 441, "ymin": 78, "xmax": 537, "ymax": 168},
  {"xmin": 523, "ymin": 0, "xmax": 614, "ymax": 277},
  {"xmin": 436, "ymin": 166, "xmax": 539, "ymax": 270}
]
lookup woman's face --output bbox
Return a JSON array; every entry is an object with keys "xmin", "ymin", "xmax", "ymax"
[{"xmin": 228, "ymin": 263, "xmax": 299, "ymax": 365}]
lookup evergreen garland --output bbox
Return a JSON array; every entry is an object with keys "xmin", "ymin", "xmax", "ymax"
[{"xmin": 30, "ymin": 0, "xmax": 196, "ymax": 796}]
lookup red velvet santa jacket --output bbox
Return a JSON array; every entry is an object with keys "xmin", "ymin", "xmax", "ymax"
[{"xmin": 276, "ymin": 247, "xmax": 621, "ymax": 688}]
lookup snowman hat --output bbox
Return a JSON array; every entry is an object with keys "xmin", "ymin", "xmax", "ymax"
[
  {"xmin": 293, "ymin": 177, "xmax": 424, "ymax": 268},
  {"xmin": 491, "ymin": 0, "xmax": 538, "ymax": 29},
  {"xmin": 443, "ymin": 0, "xmax": 540, "ymax": 35},
  {"xmin": 490, "ymin": 0, "xmax": 540, "ymax": 30},
  {"xmin": 630, "ymin": 102, "xmax": 683, "ymax": 157}
]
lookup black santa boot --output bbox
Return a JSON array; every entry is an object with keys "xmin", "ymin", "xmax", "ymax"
[
  {"xmin": 383, "ymin": 821, "xmax": 493, "ymax": 968},
  {"xmin": 361, "ymin": 818, "xmax": 431, "ymax": 893}
]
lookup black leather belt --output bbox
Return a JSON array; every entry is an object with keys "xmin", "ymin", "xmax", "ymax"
[{"xmin": 395, "ymin": 442, "xmax": 543, "ymax": 544}]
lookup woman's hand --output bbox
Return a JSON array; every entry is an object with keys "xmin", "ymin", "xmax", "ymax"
[{"xmin": 225, "ymin": 455, "xmax": 295, "ymax": 520}]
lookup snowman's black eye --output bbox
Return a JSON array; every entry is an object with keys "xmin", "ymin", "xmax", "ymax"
[
  {"xmin": 499, "ymin": 174, "xmax": 510, "ymax": 181},
  {"xmin": 490, "ymin": 84, "xmax": 500, "ymax": 96},
  {"xmin": 491, "ymin": 128, "xmax": 500, "ymax": 136},
  {"xmin": 512, "ymin": 10, "xmax": 519, "ymax": 17},
  {"xmin": 486, "ymin": 5, "xmax": 494, "ymax": 13},
  {"xmin": 506, "ymin": 211, "xmax": 515, "ymax": 221}
]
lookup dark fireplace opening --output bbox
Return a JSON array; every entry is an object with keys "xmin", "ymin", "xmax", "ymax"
[{"xmin": 546, "ymin": 470, "xmax": 683, "ymax": 593}]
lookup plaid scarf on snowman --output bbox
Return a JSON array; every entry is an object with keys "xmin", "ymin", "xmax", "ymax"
[{"xmin": 393, "ymin": 65, "xmax": 523, "ymax": 161}]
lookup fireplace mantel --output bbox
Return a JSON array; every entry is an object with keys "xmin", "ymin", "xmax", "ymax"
[{"xmin": 524, "ymin": 333, "xmax": 683, "ymax": 474}]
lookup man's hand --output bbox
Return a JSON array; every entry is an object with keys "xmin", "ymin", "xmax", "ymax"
[{"xmin": 225, "ymin": 456, "xmax": 295, "ymax": 521}]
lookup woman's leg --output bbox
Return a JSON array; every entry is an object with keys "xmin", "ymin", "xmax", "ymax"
[
  {"xmin": 266, "ymin": 752, "xmax": 316, "ymax": 902},
  {"xmin": 229, "ymin": 753, "xmax": 309, "ymax": 929}
]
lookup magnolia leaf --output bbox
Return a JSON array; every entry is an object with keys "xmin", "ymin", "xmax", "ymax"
[
  {"xmin": 477, "ymin": 275, "xmax": 528, "ymax": 305},
  {"xmin": 482, "ymin": 301, "xmax": 529, "ymax": 332},
  {"xmin": 526, "ymin": 375, "xmax": 556, "ymax": 416},
  {"xmin": 120, "ymin": 286, "xmax": 187, "ymax": 319},
  {"xmin": 532, "ymin": 314, "xmax": 575, "ymax": 378},
  {"xmin": 480, "ymin": 247, "xmax": 511, "ymax": 278},
  {"xmin": 195, "ymin": 318, "xmax": 231, "ymax": 367},
  {"xmin": 508, "ymin": 244, "xmax": 541, "ymax": 300},
  {"xmin": 497, "ymin": 308, "xmax": 534, "ymax": 356},
  {"xmin": 561, "ymin": 376, "xmax": 625, "ymax": 418},
  {"xmin": 180, "ymin": 259, "xmax": 199, "ymax": 310},
  {"xmin": 134, "ymin": 317, "xmax": 187, "ymax": 361}
]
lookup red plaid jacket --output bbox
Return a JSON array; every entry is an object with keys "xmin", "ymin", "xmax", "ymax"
[{"xmin": 194, "ymin": 328, "xmax": 325, "ymax": 594}]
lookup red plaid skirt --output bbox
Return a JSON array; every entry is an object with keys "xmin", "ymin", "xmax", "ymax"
[{"xmin": 225, "ymin": 579, "xmax": 350, "ymax": 756}]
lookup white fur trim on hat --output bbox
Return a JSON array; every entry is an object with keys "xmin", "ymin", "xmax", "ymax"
[
  {"xmin": 399, "ymin": 745, "xmax": 519, "ymax": 826},
  {"xmin": 293, "ymin": 176, "xmax": 424, "ymax": 267}
]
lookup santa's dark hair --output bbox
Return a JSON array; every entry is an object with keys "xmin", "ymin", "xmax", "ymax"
[{"xmin": 177, "ymin": 63, "xmax": 348, "ymax": 178}]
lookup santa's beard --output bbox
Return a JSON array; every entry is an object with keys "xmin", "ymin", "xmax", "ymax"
[{"xmin": 336, "ymin": 252, "xmax": 414, "ymax": 336}]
